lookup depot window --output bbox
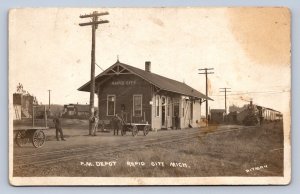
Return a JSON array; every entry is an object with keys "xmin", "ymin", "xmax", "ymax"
[
  {"xmin": 133, "ymin": 95, "xmax": 142, "ymax": 117},
  {"xmin": 107, "ymin": 95, "xmax": 116, "ymax": 116}
]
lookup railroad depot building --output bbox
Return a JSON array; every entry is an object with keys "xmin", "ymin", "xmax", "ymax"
[{"xmin": 78, "ymin": 61, "xmax": 212, "ymax": 130}]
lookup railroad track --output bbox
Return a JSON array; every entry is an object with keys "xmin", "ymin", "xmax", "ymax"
[
  {"xmin": 14, "ymin": 129, "xmax": 199, "ymax": 160},
  {"xmin": 14, "ymin": 125, "xmax": 245, "ymax": 159},
  {"xmin": 14, "ymin": 130, "xmax": 200, "ymax": 167},
  {"xmin": 14, "ymin": 126, "xmax": 253, "ymax": 168}
]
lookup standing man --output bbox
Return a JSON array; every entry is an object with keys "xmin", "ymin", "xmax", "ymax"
[
  {"xmin": 174, "ymin": 112, "xmax": 180, "ymax": 130},
  {"xmin": 90, "ymin": 111, "xmax": 99, "ymax": 136},
  {"xmin": 53, "ymin": 113, "xmax": 66, "ymax": 141}
]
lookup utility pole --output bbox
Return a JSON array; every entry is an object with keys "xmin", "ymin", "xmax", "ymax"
[
  {"xmin": 79, "ymin": 11, "xmax": 109, "ymax": 135},
  {"xmin": 219, "ymin": 87, "xmax": 231, "ymax": 114},
  {"xmin": 198, "ymin": 68, "xmax": 214, "ymax": 126},
  {"xmin": 48, "ymin": 90, "xmax": 51, "ymax": 111}
]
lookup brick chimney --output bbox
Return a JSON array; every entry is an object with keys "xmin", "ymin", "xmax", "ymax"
[{"xmin": 145, "ymin": 61, "xmax": 151, "ymax": 72}]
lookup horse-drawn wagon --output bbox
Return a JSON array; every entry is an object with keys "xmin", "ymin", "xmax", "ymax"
[
  {"xmin": 14, "ymin": 127, "xmax": 48, "ymax": 148},
  {"xmin": 111, "ymin": 114, "xmax": 150, "ymax": 137},
  {"xmin": 121, "ymin": 122, "xmax": 150, "ymax": 136},
  {"xmin": 14, "ymin": 105, "xmax": 49, "ymax": 148}
]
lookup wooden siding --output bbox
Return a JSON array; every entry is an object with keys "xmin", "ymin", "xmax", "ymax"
[{"xmin": 97, "ymin": 74, "xmax": 153, "ymax": 124}]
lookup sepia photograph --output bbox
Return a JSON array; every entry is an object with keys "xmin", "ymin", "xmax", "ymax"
[{"xmin": 8, "ymin": 7, "xmax": 291, "ymax": 185}]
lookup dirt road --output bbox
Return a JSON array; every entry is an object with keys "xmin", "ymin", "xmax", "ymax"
[{"xmin": 13, "ymin": 123, "xmax": 283, "ymax": 177}]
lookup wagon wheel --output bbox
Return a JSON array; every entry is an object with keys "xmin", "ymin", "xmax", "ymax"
[
  {"xmin": 143, "ymin": 125, "xmax": 150, "ymax": 136},
  {"xmin": 132, "ymin": 125, "xmax": 138, "ymax": 137},
  {"xmin": 32, "ymin": 130, "xmax": 46, "ymax": 148},
  {"xmin": 15, "ymin": 131, "xmax": 29, "ymax": 147}
]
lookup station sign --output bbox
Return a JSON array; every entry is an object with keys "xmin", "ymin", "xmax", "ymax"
[{"xmin": 111, "ymin": 80, "xmax": 136, "ymax": 86}]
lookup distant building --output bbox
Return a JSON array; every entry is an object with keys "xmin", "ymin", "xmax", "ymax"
[
  {"xmin": 210, "ymin": 109, "xmax": 226, "ymax": 124},
  {"xmin": 13, "ymin": 93, "xmax": 35, "ymax": 120},
  {"xmin": 63, "ymin": 104, "xmax": 92, "ymax": 119},
  {"xmin": 13, "ymin": 93, "xmax": 46, "ymax": 120},
  {"xmin": 78, "ymin": 61, "xmax": 212, "ymax": 130}
]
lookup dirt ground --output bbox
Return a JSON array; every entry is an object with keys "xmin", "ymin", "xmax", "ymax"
[{"xmin": 13, "ymin": 120, "xmax": 284, "ymax": 177}]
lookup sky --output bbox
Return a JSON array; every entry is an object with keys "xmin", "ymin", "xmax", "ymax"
[{"xmin": 9, "ymin": 8, "xmax": 291, "ymax": 115}]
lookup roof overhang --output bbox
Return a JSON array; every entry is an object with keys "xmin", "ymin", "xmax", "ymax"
[{"xmin": 78, "ymin": 61, "xmax": 213, "ymax": 101}]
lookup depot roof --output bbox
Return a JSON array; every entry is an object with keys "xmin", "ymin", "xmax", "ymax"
[{"xmin": 78, "ymin": 61, "xmax": 213, "ymax": 100}]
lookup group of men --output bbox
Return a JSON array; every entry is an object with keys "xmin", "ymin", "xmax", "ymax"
[
  {"xmin": 90, "ymin": 111, "xmax": 124, "ymax": 136},
  {"xmin": 52, "ymin": 110, "xmax": 125, "ymax": 140}
]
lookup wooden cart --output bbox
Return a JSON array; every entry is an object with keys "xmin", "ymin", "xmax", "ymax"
[
  {"xmin": 14, "ymin": 105, "xmax": 49, "ymax": 148},
  {"xmin": 121, "ymin": 123, "xmax": 150, "ymax": 137},
  {"xmin": 115, "ymin": 111, "xmax": 151, "ymax": 137},
  {"xmin": 14, "ymin": 127, "xmax": 48, "ymax": 148}
]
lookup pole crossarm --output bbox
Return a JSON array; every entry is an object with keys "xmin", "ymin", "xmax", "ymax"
[
  {"xmin": 80, "ymin": 12, "xmax": 109, "ymax": 18},
  {"xmin": 79, "ymin": 20, "xmax": 109, "ymax": 26},
  {"xmin": 220, "ymin": 87, "xmax": 231, "ymax": 89},
  {"xmin": 199, "ymin": 68, "xmax": 214, "ymax": 70},
  {"xmin": 198, "ymin": 72, "xmax": 214, "ymax": 74}
]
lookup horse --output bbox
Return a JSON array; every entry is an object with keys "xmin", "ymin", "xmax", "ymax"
[{"xmin": 111, "ymin": 115, "xmax": 124, "ymax": 136}]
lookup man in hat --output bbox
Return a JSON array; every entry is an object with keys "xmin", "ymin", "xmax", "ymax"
[
  {"xmin": 53, "ymin": 113, "xmax": 66, "ymax": 141},
  {"xmin": 90, "ymin": 111, "xmax": 99, "ymax": 136}
]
